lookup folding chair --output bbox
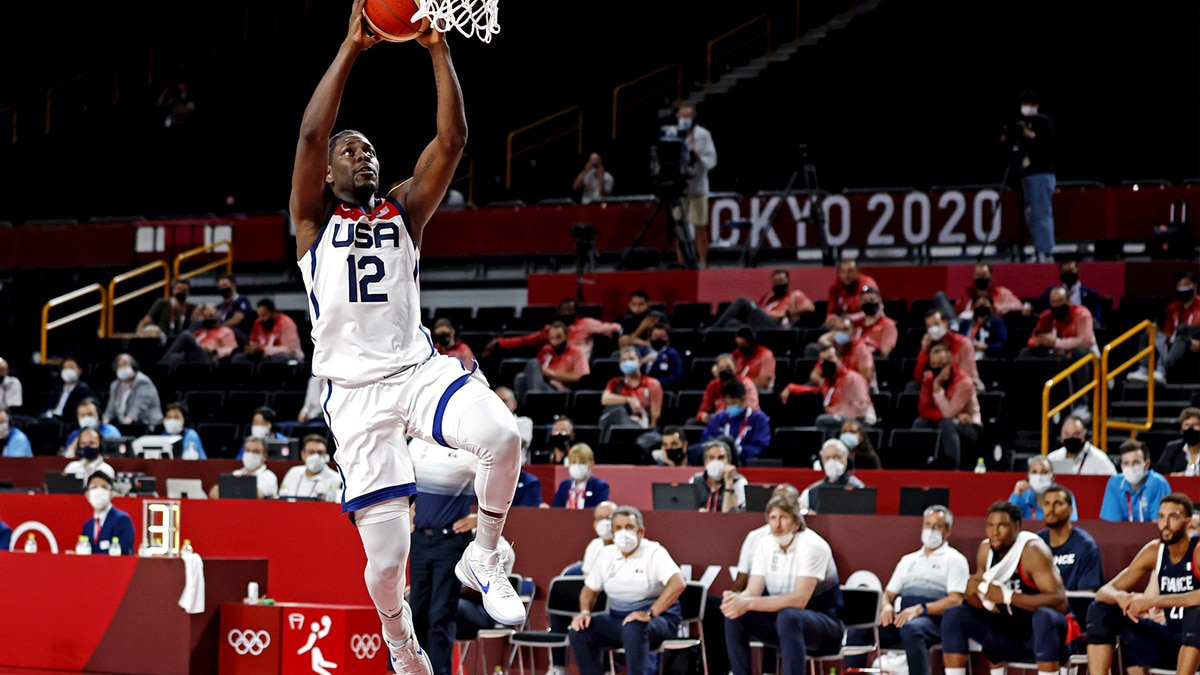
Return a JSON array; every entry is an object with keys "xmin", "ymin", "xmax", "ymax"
[
  {"xmin": 508, "ymin": 576, "xmax": 607, "ymax": 675},
  {"xmin": 458, "ymin": 574, "xmax": 534, "ymax": 675},
  {"xmin": 606, "ymin": 580, "xmax": 709, "ymax": 675}
]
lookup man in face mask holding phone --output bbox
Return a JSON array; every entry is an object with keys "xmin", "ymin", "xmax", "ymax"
[{"xmin": 81, "ymin": 471, "xmax": 135, "ymax": 555}]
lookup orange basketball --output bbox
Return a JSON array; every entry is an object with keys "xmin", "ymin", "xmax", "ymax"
[{"xmin": 363, "ymin": 0, "xmax": 429, "ymax": 42}]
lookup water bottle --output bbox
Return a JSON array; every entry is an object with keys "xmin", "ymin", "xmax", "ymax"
[
  {"xmin": 76, "ymin": 535, "xmax": 92, "ymax": 556},
  {"xmin": 974, "ymin": 457, "xmax": 987, "ymax": 474},
  {"xmin": 109, "ymin": 536, "xmax": 122, "ymax": 557},
  {"xmin": 138, "ymin": 539, "xmax": 150, "ymax": 557},
  {"xmin": 493, "ymin": 665, "xmax": 505, "ymax": 675},
  {"xmin": 182, "ymin": 539, "xmax": 194, "ymax": 555},
  {"xmin": 24, "ymin": 533, "xmax": 38, "ymax": 553},
  {"xmin": 182, "ymin": 441, "xmax": 200, "ymax": 461},
  {"xmin": 1188, "ymin": 461, "xmax": 1197, "ymax": 477}
]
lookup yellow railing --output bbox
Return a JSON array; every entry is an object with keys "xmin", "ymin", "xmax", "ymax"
[
  {"xmin": 1099, "ymin": 320, "xmax": 1156, "ymax": 450},
  {"xmin": 505, "ymin": 106, "xmax": 583, "ymax": 190},
  {"xmin": 611, "ymin": 64, "xmax": 682, "ymax": 140},
  {"xmin": 107, "ymin": 260, "xmax": 170, "ymax": 338},
  {"xmin": 706, "ymin": 14, "xmax": 771, "ymax": 92},
  {"xmin": 174, "ymin": 240, "xmax": 233, "ymax": 283},
  {"xmin": 41, "ymin": 284, "xmax": 107, "ymax": 363},
  {"xmin": 1041, "ymin": 353, "xmax": 1100, "ymax": 455}
]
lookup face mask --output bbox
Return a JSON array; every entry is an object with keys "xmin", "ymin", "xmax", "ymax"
[
  {"xmin": 61, "ymin": 368, "xmax": 79, "ymax": 384},
  {"xmin": 218, "ymin": 287, "xmax": 233, "ymax": 299},
  {"xmin": 163, "ymin": 419, "xmax": 184, "ymax": 435},
  {"xmin": 80, "ymin": 445, "xmax": 100, "ymax": 460},
  {"xmin": 772, "ymin": 283, "xmax": 789, "ymax": 297},
  {"xmin": 251, "ymin": 425, "xmax": 271, "ymax": 439},
  {"xmin": 860, "ymin": 302, "xmax": 879, "ymax": 316},
  {"xmin": 552, "ymin": 432, "xmax": 572, "ymax": 450},
  {"xmin": 666, "ymin": 447, "xmax": 685, "ymax": 463},
  {"xmin": 1062, "ymin": 437, "xmax": 1085, "ymax": 454},
  {"xmin": 552, "ymin": 341, "xmax": 567, "ymax": 354},
  {"xmin": 1178, "ymin": 287, "xmax": 1196, "ymax": 303},
  {"xmin": 1029, "ymin": 474, "xmax": 1053, "ymax": 494},
  {"xmin": 78, "ymin": 415, "xmax": 99, "ymax": 429},
  {"xmin": 718, "ymin": 368, "xmax": 734, "ymax": 382},
  {"xmin": 594, "ymin": 519, "xmax": 612, "ymax": 540},
  {"xmin": 613, "ymin": 529, "xmax": 639, "ymax": 553},
  {"xmin": 433, "ymin": 332, "xmax": 451, "ymax": 346},
  {"xmin": 676, "ymin": 117, "xmax": 693, "ymax": 131},
  {"xmin": 705, "ymin": 460, "xmax": 726, "ymax": 480},
  {"xmin": 973, "ymin": 277, "xmax": 991, "ymax": 291},
  {"xmin": 772, "ymin": 532, "xmax": 795, "ymax": 548},
  {"xmin": 87, "ymin": 487, "xmax": 112, "ymax": 511},
  {"xmin": 619, "ymin": 360, "xmax": 640, "ymax": 376},
  {"xmin": 0, "ymin": 424, "xmax": 8, "ymax": 438},
  {"xmin": 568, "ymin": 463, "xmax": 590, "ymax": 481},
  {"xmin": 927, "ymin": 324, "xmax": 947, "ymax": 341},
  {"xmin": 116, "ymin": 366, "xmax": 135, "ymax": 381},
  {"xmin": 1122, "ymin": 464, "xmax": 1146, "ymax": 486},
  {"xmin": 820, "ymin": 360, "xmax": 839, "ymax": 378},
  {"xmin": 738, "ymin": 344, "xmax": 755, "ymax": 356},
  {"xmin": 260, "ymin": 319, "xmax": 275, "ymax": 331},
  {"xmin": 201, "ymin": 318, "xmax": 218, "ymax": 329},
  {"xmin": 838, "ymin": 432, "xmax": 860, "ymax": 450},
  {"xmin": 920, "ymin": 528, "xmax": 943, "ymax": 549},
  {"xmin": 1051, "ymin": 305, "xmax": 1070, "ymax": 320},
  {"xmin": 649, "ymin": 338, "xmax": 667, "ymax": 351},
  {"xmin": 1184, "ymin": 428, "xmax": 1200, "ymax": 446},
  {"xmin": 557, "ymin": 313, "xmax": 576, "ymax": 325},
  {"xmin": 174, "ymin": 292, "xmax": 188, "ymax": 304},
  {"xmin": 725, "ymin": 405, "xmax": 744, "ymax": 418},
  {"xmin": 305, "ymin": 453, "xmax": 326, "ymax": 473},
  {"xmin": 833, "ymin": 331, "xmax": 851, "ymax": 346},
  {"xmin": 1020, "ymin": 105, "xmax": 1037, "ymax": 117},
  {"xmin": 974, "ymin": 306, "xmax": 992, "ymax": 320},
  {"xmin": 243, "ymin": 452, "xmax": 264, "ymax": 471},
  {"xmin": 824, "ymin": 458, "xmax": 846, "ymax": 481},
  {"xmin": 1061, "ymin": 273, "xmax": 1079, "ymax": 287}
]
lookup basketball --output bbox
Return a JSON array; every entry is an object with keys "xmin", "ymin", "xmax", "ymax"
[{"xmin": 363, "ymin": 0, "xmax": 429, "ymax": 42}]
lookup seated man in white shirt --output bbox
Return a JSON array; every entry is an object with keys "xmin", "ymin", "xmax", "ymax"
[
  {"xmin": 1045, "ymin": 416, "xmax": 1115, "ymax": 476},
  {"xmin": 209, "ymin": 436, "xmax": 279, "ymax": 499},
  {"xmin": 569, "ymin": 506, "xmax": 686, "ymax": 675},
  {"xmin": 63, "ymin": 427, "xmax": 116, "ymax": 483},
  {"xmin": 278, "ymin": 435, "xmax": 341, "ymax": 502}
]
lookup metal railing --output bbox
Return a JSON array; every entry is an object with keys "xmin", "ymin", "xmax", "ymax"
[
  {"xmin": 706, "ymin": 14, "xmax": 771, "ymax": 92},
  {"xmin": 611, "ymin": 64, "xmax": 681, "ymax": 140},
  {"xmin": 174, "ymin": 240, "xmax": 233, "ymax": 283},
  {"xmin": 41, "ymin": 284, "xmax": 107, "ymax": 363},
  {"xmin": 108, "ymin": 260, "xmax": 170, "ymax": 338},
  {"xmin": 1099, "ymin": 320, "xmax": 1156, "ymax": 450},
  {"xmin": 1041, "ymin": 353, "xmax": 1100, "ymax": 455},
  {"xmin": 505, "ymin": 106, "xmax": 582, "ymax": 190}
]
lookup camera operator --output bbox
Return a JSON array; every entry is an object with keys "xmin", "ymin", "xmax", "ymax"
[
  {"xmin": 573, "ymin": 152, "xmax": 614, "ymax": 205},
  {"xmin": 1000, "ymin": 90, "xmax": 1056, "ymax": 262},
  {"xmin": 653, "ymin": 105, "xmax": 718, "ymax": 269}
]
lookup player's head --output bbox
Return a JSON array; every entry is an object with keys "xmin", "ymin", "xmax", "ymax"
[
  {"xmin": 1041, "ymin": 485, "xmax": 1074, "ymax": 530},
  {"xmin": 985, "ymin": 500, "xmax": 1022, "ymax": 550},
  {"xmin": 327, "ymin": 129, "xmax": 379, "ymax": 201},
  {"xmin": 1159, "ymin": 492, "xmax": 1195, "ymax": 545}
]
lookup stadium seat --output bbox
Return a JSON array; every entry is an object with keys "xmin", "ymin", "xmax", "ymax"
[
  {"xmin": 670, "ymin": 302, "xmax": 714, "ymax": 330},
  {"xmin": 568, "ymin": 391, "xmax": 604, "ymax": 426},
  {"xmin": 431, "ymin": 306, "xmax": 473, "ymax": 329},
  {"xmin": 769, "ymin": 426, "xmax": 825, "ymax": 466},
  {"xmin": 472, "ymin": 306, "xmax": 516, "ymax": 332},
  {"xmin": 270, "ymin": 390, "xmax": 307, "ymax": 423},
  {"xmin": 756, "ymin": 329, "xmax": 799, "ymax": 358},
  {"xmin": 523, "ymin": 391, "xmax": 570, "ymax": 425},
  {"xmin": 514, "ymin": 305, "xmax": 557, "ymax": 331},
  {"xmin": 225, "ymin": 391, "xmax": 272, "ymax": 420},
  {"xmin": 885, "ymin": 428, "xmax": 942, "ymax": 469},
  {"xmin": 197, "ymin": 422, "xmax": 242, "ymax": 459},
  {"xmin": 211, "ymin": 361, "xmax": 254, "ymax": 390},
  {"xmin": 183, "ymin": 390, "xmax": 225, "ymax": 425}
]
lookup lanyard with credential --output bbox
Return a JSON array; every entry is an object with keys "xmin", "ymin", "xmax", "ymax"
[{"xmin": 724, "ymin": 417, "xmax": 751, "ymax": 446}]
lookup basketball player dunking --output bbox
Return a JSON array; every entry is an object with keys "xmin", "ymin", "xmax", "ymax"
[{"xmin": 290, "ymin": 1, "xmax": 525, "ymax": 671}]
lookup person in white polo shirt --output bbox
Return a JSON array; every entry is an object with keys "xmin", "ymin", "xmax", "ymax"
[
  {"xmin": 846, "ymin": 505, "xmax": 969, "ymax": 675},
  {"xmin": 279, "ymin": 435, "xmax": 342, "ymax": 502},
  {"xmin": 209, "ymin": 436, "xmax": 279, "ymax": 499},
  {"xmin": 568, "ymin": 505, "xmax": 686, "ymax": 675},
  {"xmin": 721, "ymin": 493, "xmax": 845, "ymax": 675},
  {"xmin": 1045, "ymin": 416, "xmax": 1115, "ymax": 476}
]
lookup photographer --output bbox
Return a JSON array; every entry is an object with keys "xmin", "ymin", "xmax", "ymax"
[
  {"xmin": 1000, "ymin": 90, "xmax": 1056, "ymax": 262},
  {"xmin": 573, "ymin": 152, "xmax": 613, "ymax": 204}
]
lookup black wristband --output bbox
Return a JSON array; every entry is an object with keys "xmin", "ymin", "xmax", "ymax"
[{"xmin": 920, "ymin": 603, "xmax": 928, "ymax": 616}]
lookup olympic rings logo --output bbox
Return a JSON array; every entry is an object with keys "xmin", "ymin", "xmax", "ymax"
[
  {"xmin": 351, "ymin": 633, "xmax": 382, "ymax": 659},
  {"xmin": 227, "ymin": 629, "xmax": 272, "ymax": 656}
]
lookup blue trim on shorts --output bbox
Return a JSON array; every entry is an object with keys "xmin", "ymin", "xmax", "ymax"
[
  {"xmin": 432, "ymin": 369, "xmax": 474, "ymax": 447},
  {"xmin": 342, "ymin": 482, "xmax": 417, "ymax": 514},
  {"xmin": 322, "ymin": 380, "xmax": 344, "ymax": 504}
]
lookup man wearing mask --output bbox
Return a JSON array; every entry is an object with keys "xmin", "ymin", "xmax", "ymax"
[
  {"xmin": 799, "ymin": 438, "xmax": 866, "ymax": 513},
  {"xmin": 852, "ymin": 287, "xmax": 897, "ymax": 357},
  {"xmin": 581, "ymin": 500, "xmax": 618, "ymax": 576},
  {"xmin": 81, "ymin": 471, "xmax": 135, "ymax": 555},
  {"xmin": 484, "ymin": 298, "xmax": 621, "ymax": 361},
  {"xmin": 161, "ymin": 402, "xmax": 206, "ymax": 460},
  {"xmin": 1036, "ymin": 485, "xmax": 1102, "ymax": 593},
  {"xmin": 616, "ymin": 290, "xmax": 667, "ymax": 349},
  {"xmin": 709, "ymin": 269, "xmax": 815, "ymax": 331},
  {"xmin": 1130, "ymin": 271, "xmax": 1200, "ymax": 385},
  {"xmin": 1024, "ymin": 259, "xmax": 1103, "ymax": 327},
  {"xmin": 547, "ymin": 416, "xmax": 576, "ymax": 465},
  {"xmin": 699, "ymin": 379, "xmax": 771, "ymax": 465},
  {"xmin": 651, "ymin": 425, "xmax": 688, "ymax": 467},
  {"xmin": 431, "ymin": 317, "xmax": 475, "ymax": 368},
  {"xmin": 0, "ymin": 409, "xmax": 32, "ymax": 457},
  {"xmin": 826, "ymin": 260, "xmax": 880, "ymax": 321},
  {"xmin": 1046, "ymin": 416, "xmax": 1114, "ymax": 475},
  {"xmin": 599, "ymin": 346, "xmax": 663, "ymax": 439},
  {"xmin": 812, "ymin": 315, "xmax": 876, "ymax": 391},
  {"xmin": 1010, "ymin": 456, "xmax": 1076, "ymax": 522},
  {"xmin": 103, "ymin": 354, "xmax": 163, "ymax": 428},
  {"xmin": 210, "ymin": 436, "xmax": 279, "ymax": 499},
  {"xmin": 957, "ymin": 293, "xmax": 1008, "ymax": 358},
  {"xmin": 279, "ymin": 435, "xmax": 341, "ymax": 501},
  {"xmin": 731, "ymin": 327, "xmax": 776, "ymax": 392},
  {"xmin": 1156, "ymin": 407, "xmax": 1200, "ymax": 476},
  {"xmin": 785, "ymin": 344, "xmax": 876, "ymax": 433},
  {"xmin": 1022, "ymin": 286, "xmax": 1097, "ymax": 419},
  {"xmin": 236, "ymin": 406, "xmax": 288, "ymax": 459},
  {"xmin": 913, "ymin": 345, "xmax": 983, "ymax": 470},
  {"xmin": 511, "ymin": 322, "xmax": 590, "ymax": 405},
  {"xmin": 1000, "ymin": 90, "xmax": 1056, "ymax": 262},
  {"xmin": 64, "ymin": 427, "xmax": 116, "ymax": 483},
  {"xmin": 674, "ymin": 105, "xmax": 717, "ymax": 268},
  {"xmin": 838, "ymin": 420, "xmax": 882, "ymax": 470},
  {"xmin": 551, "ymin": 444, "xmax": 609, "ymax": 509},
  {"xmin": 951, "ymin": 263, "xmax": 1023, "ymax": 321},
  {"xmin": 0, "ymin": 357, "xmax": 22, "ymax": 412},
  {"xmin": 215, "ymin": 274, "xmax": 255, "ymax": 336},
  {"xmin": 159, "ymin": 304, "xmax": 239, "ymax": 365},
  {"xmin": 690, "ymin": 439, "xmax": 748, "ymax": 513},
  {"xmin": 43, "ymin": 358, "xmax": 96, "ymax": 420},
  {"xmin": 641, "ymin": 323, "xmax": 683, "ymax": 389},
  {"xmin": 846, "ymin": 506, "xmax": 968, "ymax": 675},
  {"xmin": 63, "ymin": 398, "xmax": 121, "ymax": 457},
  {"xmin": 694, "ymin": 354, "xmax": 759, "ymax": 425},
  {"xmin": 136, "ymin": 278, "xmax": 197, "ymax": 339},
  {"xmin": 1100, "ymin": 440, "xmax": 1171, "ymax": 522},
  {"xmin": 912, "ymin": 309, "xmax": 982, "ymax": 393},
  {"xmin": 234, "ymin": 298, "xmax": 305, "ymax": 364}
]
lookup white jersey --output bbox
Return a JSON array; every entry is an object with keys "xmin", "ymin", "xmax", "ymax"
[{"xmin": 299, "ymin": 197, "xmax": 436, "ymax": 386}]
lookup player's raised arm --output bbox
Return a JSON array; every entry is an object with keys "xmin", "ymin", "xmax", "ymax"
[
  {"xmin": 291, "ymin": 0, "xmax": 381, "ymax": 258},
  {"xmin": 392, "ymin": 27, "xmax": 467, "ymax": 244}
]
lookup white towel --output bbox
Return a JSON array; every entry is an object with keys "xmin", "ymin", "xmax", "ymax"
[
  {"xmin": 177, "ymin": 551, "xmax": 206, "ymax": 614},
  {"xmin": 977, "ymin": 530, "xmax": 1039, "ymax": 612}
]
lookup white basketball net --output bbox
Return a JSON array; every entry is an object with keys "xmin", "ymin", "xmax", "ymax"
[{"xmin": 413, "ymin": 0, "xmax": 500, "ymax": 43}]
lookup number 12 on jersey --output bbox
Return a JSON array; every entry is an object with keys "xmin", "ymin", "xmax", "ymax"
[{"xmin": 348, "ymin": 254, "xmax": 388, "ymax": 303}]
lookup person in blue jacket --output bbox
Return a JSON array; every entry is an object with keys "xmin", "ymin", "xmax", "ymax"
[
  {"xmin": 698, "ymin": 379, "xmax": 771, "ymax": 465},
  {"xmin": 161, "ymin": 402, "xmax": 206, "ymax": 459},
  {"xmin": 1010, "ymin": 456, "xmax": 1077, "ymax": 522},
  {"xmin": 81, "ymin": 471, "xmax": 135, "ymax": 555},
  {"xmin": 1100, "ymin": 440, "xmax": 1172, "ymax": 522},
  {"xmin": 551, "ymin": 444, "xmax": 610, "ymax": 509},
  {"xmin": 0, "ymin": 409, "xmax": 32, "ymax": 457}
]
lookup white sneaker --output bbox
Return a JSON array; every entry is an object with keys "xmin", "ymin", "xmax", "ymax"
[
  {"xmin": 385, "ymin": 605, "xmax": 433, "ymax": 675},
  {"xmin": 1127, "ymin": 366, "xmax": 1150, "ymax": 383},
  {"xmin": 456, "ymin": 542, "xmax": 527, "ymax": 626},
  {"xmin": 1153, "ymin": 368, "xmax": 1167, "ymax": 385}
]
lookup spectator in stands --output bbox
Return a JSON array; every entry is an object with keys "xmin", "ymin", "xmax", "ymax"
[
  {"xmin": 511, "ymin": 322, "xmax": 590, "ymax": 405},
  {"xmin": 1022, "ymin": 286, "xmax": 1097, "ymax": 418},
  {"xmin": 827, "ymin": 260, "xmax": 879, "ymax": 320},
  {"xmin": 209, "ymin": 436, "xmax": 279, "ymax": 499},
  {"xmin": 1099, "ymin": 440, "xmax": 1171, "ymax": 522},
  {"xmin": 641, "ymin": 323, "xmax": 683, "ymax": 389},
  {"xmin": 951, "ymin": 263, "xmax": 1023, "ymax": 322},
  {"xmin": 82, "ymin": 471, "xmax": 134, "ymax": 555},
  {"xmin": 1037, "ymin": 485, "xmax": 1103, "ymax": 592},
  {"xmin": 160, "ymin": 304, "xmax": 239, "ymax": 365},
  {"xmin": 0, "ymin": 409, "xmax": 32, "ymax": 457},
  {"xmin": 234, "ymin": 299, "xmax": 304, "ymax": 364},
  {"xmin": 237, "ymin": 406, "xmax": 288, "ymax": 460},
  {"xmin": 1046, "ymin": 416, "xmax": 1114, "ymax": 476},
  {"xmin": 721, "ymin": 492, "xmax": 844, "ymax": 675},
  {"xmin": 548, "ymin": 416, "xmax": 576, "ymax": 465},
  {"xmin": 709, "ymin": 269, "xmax": 815, "ymax": 331},
  {"xmin": 64, "ymin": 398, "xmax": 121, "ymax": 457},
  {"xmin": 838, "ymin": 420, "xmax": 882, "ymax": 470},
  {"xmin": 1010, "ymin": 456, "xmax": 1074, "ymax": 521},
  {"xmin": 732, "ymin": 327, "xmax": 776, "ymax": 392},
  {"xmin": 63, "ymin": 427, "xmax": 115, "ymax": 482},
  {"xmin": 810, "ymin": 315, "xmax": 876, "ymax": 391},
  {"xmin": 279, "ymin": 435, "xmax": 341, "ymax": 501},
  {"xmin": 599, "ymin": 346, "xmax": 663, "ymax": 440},
  {"xmin": 914, "ymin": 344, "xmax": 983, "ymax": 470},
  {"xmin": 161, "ymin": 401, "xmax": 206, "ymax": 460},
  {"xmin": 1129, "ymin": 271, "xmax": 1200, "ymax": 385},
  {"xmin": 1024, "ymin": 259, "xmax": 1103, "ymax": 326},
  {"xmin": 569, "ymin": 505, "xmax": 686, "ymax": 675},
  {"xmin": 691, "ymin": 438, "xmax": 748, "ymax": 512},
  {"xmin": 616, "ymin": 290, "xmax": 667, "ymax": 349},
  {"xmin": 784, "ymin": 344, "xmax": 876, "ymax": 433},
  {"xmin": 700, "ymin": 379, "xmax": 771, "ymax": 465},
  {"xmin": 551, "ymin": 443, "xmax": 609, "ymax": 509},
  {"xmin": 693, "ymin": 354, "xmax": 760, "ymax": 426},
  {"xmin": 1001, "ymin": 90, "xmax": 1057, "ymax": 261},
  {"xmin": 136, "ymin": 278, "xmax": 197, "ymax": 339},
  {"xmin": 1154, "ymin": 406, "xmax": 1200, "ymax": 476},
  {"xmin": 495, "ymin": 386, "xmax": 533, "ymax": 455},
  {"xmin": 42, "ymin": 358, "xmax": 96, "ymax": 420},
  {"xmin": 0, "ymin": 357, "xmax": 22, "ymax": 412},
  {"xmin": 676, "ymin": 104, "xmax": 717, "ymax": 268},
  {"xmin": 215, "ymin": 274, "xmax": 255, "ymax": 337},
  {"xmin": 852, "ymin": 287, "xmax": 898, "ymax": 357},
  {"xmin": 800, "ymin": 438, "xmax": 866, "ymax": 513},
  {"xmin": 846, "ymin": 505, "xmax": 968, "ymax": 675},
  {"xmin": 956, "ymin": 292, "xmax": 1008, "ymax": 357},
  {"xmin": 430, "ymin": 317, "xmax": 475, "ymax": 368},
  {"xmin": 103, "ymin": 354, "xmax": 163, "ymax": 428},
  {"xmin": 913, "ymin": 309, "xmax": 982, "ymax": 392},
  {"xmin": 651, "ymin": 425, "xmax": 688, "ymax": 467},
  {"xmin": 484, "ymin": 298, "xmax": 621, "ymax": 361},
  {"xmin": 573, "ymin": 152, "xmax": 613, "ymax": 205}
]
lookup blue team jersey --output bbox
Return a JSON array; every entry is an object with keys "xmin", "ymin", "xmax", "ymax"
[
  {"xmin": 1038, "ymin": 527, "xmax": 1103, "ymax": 591},
  {"xmin": 1156, "ymin": 534, "xmax": 1200, "ymax": 634}
]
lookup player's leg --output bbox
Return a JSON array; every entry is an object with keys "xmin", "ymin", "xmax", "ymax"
[
  {"xmin": 1028, "ymin": 606, "xmax": 1067, "ymax": 672},
  {"xmin": 357, "ymin": 499, "xmax": 432, "ymax": 674},
  {"xmin": 1177, "ymin": 605, "xmax": 1200, "ymax": 675},
  {"xmin": 1084, "ymin": 600, "xmax": 1121, "ymax": 675}
]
